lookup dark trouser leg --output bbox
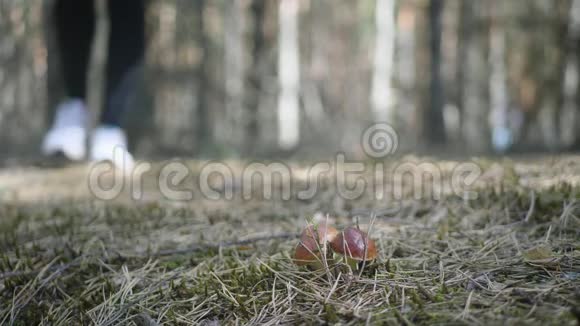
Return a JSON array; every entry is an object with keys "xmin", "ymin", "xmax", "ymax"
[
  {"xmin": 54, "ymin": 0, "xmax": 95, "ymax": 99},
  {"xmin": 101, "ymin": 0, "xmax": 146, "ymax": 127}
]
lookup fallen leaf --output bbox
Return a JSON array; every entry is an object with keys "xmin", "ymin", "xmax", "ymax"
[{"xmin": 523, "ymin": 245, "xmax": 559, "ymax": 266}]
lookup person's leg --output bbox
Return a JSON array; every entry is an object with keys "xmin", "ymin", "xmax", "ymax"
[
  {"xmin": 55, "ymin": 0, "xmax": 95, "ymax": 99},
  {"xmin": 102, "ymin": 0, "xmax": 145, "ymax": 127},
  {"xmin": 90, "ymin": 0, "xmax": 145, "ymax": 169},
  {"xmin": 42, "ymin": 0, "xmax": 95, "ymax": 160}
]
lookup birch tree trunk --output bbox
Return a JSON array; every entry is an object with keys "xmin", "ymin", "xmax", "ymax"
[
  {"xmin": 277, "ymin": 0, "xmax": 300, "ymax": 150},
  {"xmin": 371, "ymin": 0, "xmax": 396, "ymax": 123}
]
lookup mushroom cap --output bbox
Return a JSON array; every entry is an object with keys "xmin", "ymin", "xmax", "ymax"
[
  {"xmin": 300, "ymin": 222, "xmax": 339, "ymax": 244},
  {"xmin": 330, "ymin": 227, "xmax": 377, "ymax": 261},
  {"xmin": 293, "ymin": 236, "xmax": 322, "ymax": 266}
]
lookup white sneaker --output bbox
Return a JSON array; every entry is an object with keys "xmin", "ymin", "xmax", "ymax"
[
  {"xmin": 42, "ymin": 99, "xmax": 88, "ymax": 161},
  {"xmin": 90, "ymin": 125, "xmax": 135, "ymax": 172}
]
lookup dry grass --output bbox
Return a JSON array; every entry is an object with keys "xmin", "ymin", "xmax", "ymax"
[{"xmin": 0, "ymin": 156, "xmax": 579, "ymax": 325}]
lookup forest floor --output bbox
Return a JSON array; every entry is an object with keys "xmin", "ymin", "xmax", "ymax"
[{"xmin": 0, "ymin": 155, "xmax": 579, "ymax": 325}]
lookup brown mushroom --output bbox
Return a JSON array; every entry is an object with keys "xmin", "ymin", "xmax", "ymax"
[
  {"xmin": 300, "ymin": 221, "xmax": 339, "ymax": 244},
  {"xmin": 293, "ymin": 235, "xmax": 324, "ymax": 268},
  {"xmin": 330, "ymin": 226, "xmax": 377, "ymax": 270},
  {"xmin": 294, "ymin": 222, "xmax": 338, "ymax": 269}
]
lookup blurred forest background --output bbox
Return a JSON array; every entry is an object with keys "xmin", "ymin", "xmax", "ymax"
[{"xmin": 1, "ymin": 0, "xmax": 580, "ymax": 160}]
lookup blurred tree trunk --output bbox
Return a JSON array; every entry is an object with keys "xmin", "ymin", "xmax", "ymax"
[
  {"xmin": 455, "ymin": 0, "xmax": 468, "ymax": 135},
  {"xmin": 509, "ymin": 1, "xmax": 571, "ymax": 151},
  {"xmin": 244, "ymin": 0, "xmax": 266, "ymax": 153},
  {"xmin": 370, "ymin": 0, "xmax": 396, "ymax": 123},
  {"xmin": 396, "ymin": 2, "xmax": 417, "ymax": 138},
  {"xmin": 147, "ymin": 1, "xmax": 201, "ymax": 153},
  {"xmin": 563, "ymin": 0, "xmax": 580, "ymax": 148},
  {"xmin": 223, "ymin": 0, "xmax": 246, "ymax": 150},
  {"xmin": 87, "ymin": 0, "xmax": 109, "ymax": 135},
  {"xmin": 194, "ymin": 0, "xmax": 210, "ymax": 150},
  {"xmin": 0, "ymin": 1, "xmax": 47, "ymax": 157},
  {"xmin": 536, "ymin": 2, "xmax": 570, "ymax": 151},
  {"xmin": 577, "ymin": 29, "xmax": 580, "ymax": 149},
  {"xmin": 427, "ymin": 0, "xmax": 446, "ymax": 144},
  {"xmin": 277, "ymin": 0, "xmax": 300, "ymax": 150},
  {"xmin": 414, "ymin": 3, "xmax": 429, "ymax": 143},
  {"xmin": 440, "ymin": 0, "xmax": 461, "ymax": 141},
  {"xmin": 575, "ymin": 0, "xmax": 580, "ymax": 149},
  {"xmin": 459, "ymin": 0, "xmax": 490, "ymax": 152},
  {"xmin": 488, "ymin": 0, "xmax": 510, "ymax": 152}
]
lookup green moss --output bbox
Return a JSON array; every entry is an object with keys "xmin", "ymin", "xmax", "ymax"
[{"xmin": 1, "ymin": 159, "xmax": 580, "ymax": 324}]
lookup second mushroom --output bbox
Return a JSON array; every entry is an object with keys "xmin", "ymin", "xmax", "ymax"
[{"xmin": 330, "ymin": 226, "xmax": 377, "ymax": 271}]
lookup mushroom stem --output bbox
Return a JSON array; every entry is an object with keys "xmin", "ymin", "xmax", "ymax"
[{"xmin": 344, "ymin": 256, "xmax": 359, "ymax": 271}]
